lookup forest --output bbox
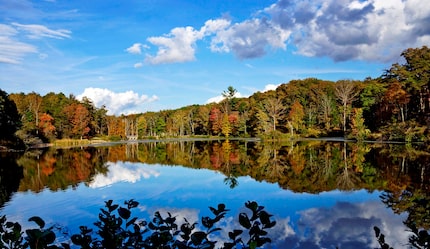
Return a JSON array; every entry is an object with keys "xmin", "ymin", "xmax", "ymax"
[{"xmin": 1, "ymin": 46, "xmax": 430, "ymax": 148}]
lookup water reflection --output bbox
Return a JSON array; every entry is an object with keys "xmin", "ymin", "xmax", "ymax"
[{"xmin": 0, "ymin": 140, "xmax": 429, "ymax": 248}]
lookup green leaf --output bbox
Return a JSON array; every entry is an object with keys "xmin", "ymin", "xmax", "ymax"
[
  {"xmin": 228, "ymin": 229, "xmax": 242, "ymax": 240},
  {"xmin": 126, "ymin": 217, "xmax": 138, "ymax": 227},
  {"xmin": 108, "ymin": 204, "xmax": 119, "ymax": 213},
  {"xmin": 28, "ymin": 216, "xmax": 45, "ymax": 229},
  {"xmin": 191, "ymin": 231, "xmax": 207, "ymax": 245},
  {"xmin": 259, "ymin": 211, "xmax": 270, "ymax": 224},
  {"xmin": 374, "ymin": 226, "xmax": 381, "ymax": 237},
  {"xmin": 218, "ymin": 203, "xmax": 227, "ymax": 212},
  {"xmin": 43, "ymin": 230, "xmax": 56, "ymax": 244},
  {"xmin": 201, "ymin": 217, "xmax": 213, "ymax": 229},
  {"xmin": 118, "ymin": 207, "xmax": 131, "ymax": 220},
  {"xmin": 148, "ymin": 222, "xmax": 157, "ymax": 230},
  {"xmin": 126, "ymin": 199, "xmax": 139, "ymax": 209},
  {"xmin": 238, "ymin": 213, "xmax": 251, "ymax": 229},
  {"xmin": 249, "ymin": 240, "xmax": 257, "ymax": 249},
  {"xmin": 71, "ymin": 234, "xmax": 83, "ymax": 245}
]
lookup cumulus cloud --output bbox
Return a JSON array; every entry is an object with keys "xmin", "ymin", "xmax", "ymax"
[
  {"xmin": 210, "ymin": 18, "xmax": 291, "ymax": 59},
  {"xmin": 77, "ymin": 87, "xmax": 159, "ymax": 115},
  {"xmin": 126, "ymin": 43, "xmax": 143, "ymax": 54},
  {"xmin": 272, "ymin": 201, "xmax": 411, "ymax": 249},
  {"xmin": 145, "ymin": 26, "xmax": 205, "ymax": 64},
  {"xmin": 142, "ymin": 0, "xmax": 430, "ymax": 64},
  {"xmin": 89, "ymin": 162, "xmax": 160, "ymax": 188},
  {"xmin": 270, "ymin": 0, "xmax": 430, "ymax": 62}
]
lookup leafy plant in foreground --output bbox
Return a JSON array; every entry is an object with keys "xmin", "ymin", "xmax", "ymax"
[{"xmin": 0, "ymin": 200, "xmax": 276, "ymax": 249}]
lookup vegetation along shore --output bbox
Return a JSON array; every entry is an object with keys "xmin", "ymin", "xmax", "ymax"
[{"xmin": 1, "ymin": 46, "xmax": 430, "ymax": 150}]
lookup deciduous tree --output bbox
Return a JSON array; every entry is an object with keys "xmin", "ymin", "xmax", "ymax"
[{"xmin": 335, "ymin": 80, "xmax": 359, "ymax": 134}]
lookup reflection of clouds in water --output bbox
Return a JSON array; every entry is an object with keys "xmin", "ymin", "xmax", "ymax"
[
  {"xmin": 148, "ymin": 206, "xmax": 200, "ymax": 226},
  {"xmin": 89, "ymin": 162, "xmax": 160, "ymax": 188},
  {"xmin": 271, "ymin": 201, "xmax": 410, "ymax": 249}
]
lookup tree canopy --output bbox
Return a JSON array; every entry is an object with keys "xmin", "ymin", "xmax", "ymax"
[{"xmin": 2, "ymin": 46, "xmax": 430, "ymax": 145}]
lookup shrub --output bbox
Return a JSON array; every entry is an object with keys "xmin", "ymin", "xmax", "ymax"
[{"xmin": 0, "ymin": 200, "xmax": 276, "ymax": 249}]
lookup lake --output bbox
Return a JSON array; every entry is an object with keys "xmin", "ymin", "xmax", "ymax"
[{"xmin": 0, "ymin": 139, "xmax": 429, "ymax": 248}]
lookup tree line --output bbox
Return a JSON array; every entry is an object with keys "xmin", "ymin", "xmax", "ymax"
[{"xmin": 1, "ymin": 46, "xmax": 430, "ymax": 146}]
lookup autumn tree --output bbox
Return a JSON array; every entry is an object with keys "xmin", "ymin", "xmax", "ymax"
[
  {"xmin": 209, "ymin": 107, "xmax": 222, "ymax": 135},
  {"xmin": 28, "ymin": 92, "xmax": 42, "ymax": 134},
  {"xmin": 63, "ymin": 103, "xmax": 91, "ymax": 139},
  {"xmin": 261, "ymin": 97, "xmax": 285, "ymax": 132},
  {"xmin": 335, "ymin": 80, "xmax": 359, "ymax": 134},
  {"xmin": 287, "ymin": 100, "xmax": 305, "ymax": 136},
  {"xmin": 349, "ymin": 108, "xmax": 369, "ymax": 141},
  {"xmin": 41, "ymin": 92, "xmax": 72, "ymax": 138},
  {"xmin": 38, "ymin": 113, "xmax": 56, "ymax": 140},
  {"xmin": 221, "ymin": 113, "xmax": 231, "ymax": 137},
  {"xmin": 382, "ymin": 81, "xmax": 410, "ymax": 123},
  {"xmin": 137, "ymin": 115, "xmax": 147, "ymax": 138},
  {"xmin": 255, "ymin": 107, "xmax": 271, "ymax": 134}
]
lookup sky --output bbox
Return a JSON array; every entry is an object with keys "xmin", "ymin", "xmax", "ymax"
[{"xmin": 0, "ymin": 0, "xmax": 429, "ymax": 115}]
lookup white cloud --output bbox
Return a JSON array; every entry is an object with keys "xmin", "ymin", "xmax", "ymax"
[
  {"xmin": 0, "ymin": 22, "xmax": 70, "ymax": 64},
  {"xmin": 12, "ymin": 22, "xmax": 71, "ymax": 39},
  {"xmin": 77, "ymin": 87, "xmax": 159, "ymax": 115},
  {"xmin": 263, "ymin": 83, "xmax": 279, "ymax": 92},
  {"xmin": 145, "ymin": 26, "xmax": 204, "ymax": 64},
  {"xmin": 126, "ymin": 43, "xmax": 143, "ymax": 54},
  {"xmin": 143, "ymin": 0, "xmax": 429, "ymax": 64},
  {"xmin": 210, "ymin": 18, "xmax": 291, "ymax": 59},
  {"xmin": 273, "ymin": 0, "xmax": 429, "ymax": 62},
  {"xmin": 89, "ymin": 162, "xmax": 160, "ymax": 188},
  {"xmin": 206, "ymin": 83, "xmax": 279, "ymax": 104},
  {"xmin": 206, "ymin": 91, "xmax": 244, "ymax": 104},
  {"xmin": 290, "ymin": 201, "xmax": 411, "ymax": 249},
  {"xmin": 133, "ymin": 62, "xmax": 143, "ymax": 68}
]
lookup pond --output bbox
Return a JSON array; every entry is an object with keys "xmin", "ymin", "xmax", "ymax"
[{"xmin": 0, "ymin": 139, "xmax": 429, "ymax": 248}]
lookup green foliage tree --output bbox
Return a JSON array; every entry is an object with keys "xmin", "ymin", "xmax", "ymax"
[
  {"xmin": 0, "ymin": 89, "xmax": 21, "ymax": 141},
  {"xmin": 349, "ymin": 108, "xmax": 369, "ymax": 141}
]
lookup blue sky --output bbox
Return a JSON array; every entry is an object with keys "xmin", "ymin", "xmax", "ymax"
[{"xmin": 0, "ymin": 0, "xmax": 429, "ymax": 115}]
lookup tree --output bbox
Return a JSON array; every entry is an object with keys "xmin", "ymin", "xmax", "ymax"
[
  {"xmin": 0, "ymin": 89, "xmax": 21, "ymax": 140},
  {"xmin": 209, "ymin": 107, "xmax": 222, "ymax": 135},
  {"xmin": 221, "ymin": 113, "xmax": 232, "ymax": 137},
  {"xmin": 27, "ymin": 92, "xmax": 42, "ymax": 134},
  {"xmin": 63, "ymin": 103, "xmax": 91, "ymax": 139},
  {"xmin": 261, "ymin": 97, "xmax": 285, "ymax": 132},
  {"xmin": 383, "ymin": 46, "xmax": 430, "ymax": 122},
  {"xmin": 38, "ymin": 113, "xmax": 56, "ymax": 140},
  {"xmin": 41, "ymin": 92, "xmax": 72, "ymax": 138},
  {"xmin": 287, "ymin": 100, "xmax": 305, "ymax": 136},
  {"xmin": 222, "ymin": 86, "xmax": 237, "ymax": 114},
  {"xmin": 335, "ymin": 80, "xmax": 359, "ymax": 134},
  {"xmin": 349, "ymin": 108, "xmax": 369, "ymax": 141},
  {"xmin": 382, "ymin": 81, "xmax": 410, "ymax": 123}
]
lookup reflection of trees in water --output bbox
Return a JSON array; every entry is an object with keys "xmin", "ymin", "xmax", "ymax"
[
  {"xmin": 377, "ymin": 188, "xmax": 430, "ymax": 248},
  {"xmin": 15, "ymin": 147, "xmax": 109, "ymax": 192},
  {"xmin": 7, "ymin": 140, "xmax": 430, "ymax": 198},
  {"xmin": 0, "ymin": 153, "xmax": 23, "ymax": 207}
]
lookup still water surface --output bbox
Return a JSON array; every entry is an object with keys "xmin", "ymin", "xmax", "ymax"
[{"xmin": 0, "ymin": 140, "xmax": 428, "ymax": 248}]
